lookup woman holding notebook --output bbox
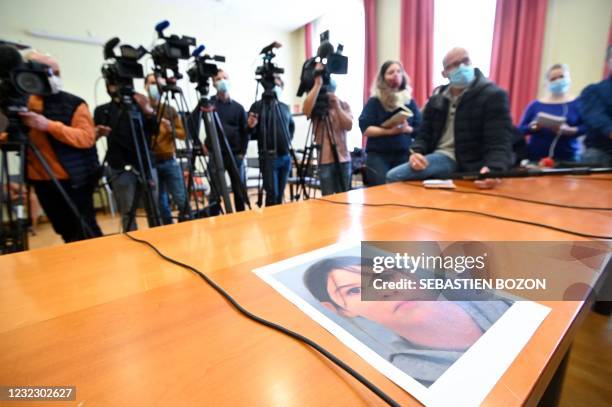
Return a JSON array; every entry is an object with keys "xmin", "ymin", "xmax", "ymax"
[
  {"xmin": 517, "ymin": 63, "xmax": 586, "ymax": 164},
  {"xmin": 359, "ymin": 61, "xmax": 422, "ymax": 186}
]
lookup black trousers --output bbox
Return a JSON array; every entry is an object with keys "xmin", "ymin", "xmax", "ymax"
[{"xmin": 31, "ymin": 180, "xmax": 103, "ymax": 243}]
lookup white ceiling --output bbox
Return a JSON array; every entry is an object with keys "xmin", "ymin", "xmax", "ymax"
[{"xmin": 155, "ymin": 0, "xmax": 356, "ymax": 32}]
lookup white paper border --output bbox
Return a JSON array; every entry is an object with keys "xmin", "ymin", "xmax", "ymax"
[{"xmin": 253, "ymin": 242, "xmax": 551, "ymax": 406}]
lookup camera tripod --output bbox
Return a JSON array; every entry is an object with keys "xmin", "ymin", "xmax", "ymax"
[
  {"xmin": 1, "ymin": 117, "xmax": 96, "ymax": 253},
  {"xmin": 252, "ymin": 88, "xmax": 302, "ymax": 207},
  {"xmin": 111, "ymin": 93, "xmax": 163, "ymax": 231},
  {"xmin": 151, "ymin": 80, "xmax": 197, "ymax": 222},
  {"xmin": 189, "ymin": 91, "xmax": 251, "ymax": 215},
  {"xmin": 296, "ymin": 107, "xmax": 349, "ymax": 200}
]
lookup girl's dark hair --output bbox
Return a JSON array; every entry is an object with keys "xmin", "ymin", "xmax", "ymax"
[{"xmin": 303, "ymin": 256, "xmax": 361, "ymax": 307}]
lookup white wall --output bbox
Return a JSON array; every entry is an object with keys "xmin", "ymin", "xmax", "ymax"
[
  {"xmin": 0, "ymin": 0, "xmax": 306, "ymax": 170},
  {"xmin": 376, "ymin": 0, "xmax": 401, "ymax": 68},
  {"xmin": 537, "ymin": 0, "xmax": 611, "ymax": 98},
  {"xmin": 0, "ymin": 0, "xmax": 296, "ymax": 118},
  {"xmin": 375, "ymin": 0, "xmax": 611, "ymax": 100}
]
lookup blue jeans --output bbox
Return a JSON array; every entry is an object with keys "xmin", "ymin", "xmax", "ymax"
[
  {"xmin": 261, "ymin": 153, "xmax": 291, "ymax": 206},
  {"xmin": 365, "ymin": 151, "xmax": 409, "ymax": 186},
  {"xmin": 581, "ymin": 147, "xmax": 612, "ymax": 167},
  {"xmin": 157, "ymin": 158, "xmax": 191, "ymax": 224},
  {"xmin": 319, "ymin": 162, "xmax": 351, "ymax": 196},
  {"xmin": 386, "ymin": 153, "xmax": 458, "ymax": 182}
]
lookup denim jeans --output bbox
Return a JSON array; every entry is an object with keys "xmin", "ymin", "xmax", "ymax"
[
  {"xmin": 386, "ymin": 152, "xmax": 458, "ymax": 182},
  {"xmin": 208, "ymin": 155, "xmax": 247, "ymax": 212},
  {"xmin": 157, "ymin": 158, "xmax": 191, "ymax": 224},
  {"xmin": 261, "ymin": 153, "xmax": 291, "ymax": 206},
  {"xmin": 365, "ymin": 151, "xmax": 409, "ymax": 186},
  {"xmin": 110, "ymin": 167, "xmax": 159, "ymax": 231},
  {"xmin": 318, "ymin": 162, "xmax": 351, "ymax": 196},
  {"xmin": 581, "ymin": 147, "xmax": 612, "ymax": 167}
]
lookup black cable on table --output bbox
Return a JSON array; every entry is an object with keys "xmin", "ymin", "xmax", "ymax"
[
  {"xmin": 124, "ymin": 232, "xmax": 401, "ymax": 407},
  {"xmin": 401, "ymin": 182, "xmax": 612, "ymax": 211},
  {"xmin": 315, "ymin": 198, "xmax": 612, "ymax": 240}
]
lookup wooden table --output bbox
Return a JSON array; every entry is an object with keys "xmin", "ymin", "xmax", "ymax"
[{"xmin": 1, "ymin": 176, "xmax": 611, "ymax": 406}]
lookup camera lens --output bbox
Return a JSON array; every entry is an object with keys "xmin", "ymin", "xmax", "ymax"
[{"xmin": 15, "ymin": 71, "xmax": 47, "ymax": 94}]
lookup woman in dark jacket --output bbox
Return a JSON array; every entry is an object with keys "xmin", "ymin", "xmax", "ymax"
[{"xmin": 359, "ymin": 61, "xmax": 422, "ymax": 186}]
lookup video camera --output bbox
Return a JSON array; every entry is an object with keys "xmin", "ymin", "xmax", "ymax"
[
  {"xmin": 150, "ymin": 20, "xmax": 196, "ymax": 80},
  {"xmin": 255, "ymin": 41, "xmax": 285, "ymax": 92},
  {"xmin": 187, "ymin": 45, "xmax": 225, "ymax": 96},
  {"xmin": 101, "ymin": 37, "xmax": 147, "ymax": 98},
  {"xmin": 0, "ymin": 42, "xmax": 56, "ymax": 139},
  {"xmin": 296, "ymin": 30, "xmax": 348, "ymax": 98}
]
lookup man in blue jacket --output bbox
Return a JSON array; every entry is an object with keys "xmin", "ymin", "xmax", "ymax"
[{"xmin": 579, "ymin": 45, "xmax": 612, "ymax": 167}]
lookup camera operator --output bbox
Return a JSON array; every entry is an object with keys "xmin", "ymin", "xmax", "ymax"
[
  {"xmin": 247, "ymin": 75, "xmax": 295, "ymax": 206},
  {"xmin": 94, "ymin": 80, "xmax": 158, "ymax": 231},
  {"xmin": 144, "ymin": 73, "xmax": 191, "ymax": 224},
  {"xmin": 206, "ymin": 69, "xmax": 249, "ymax": 212},
  {"xmin": 302, "ymin": 63, "xmax": 353, "ymax": 195},
  {"xmin": 8, "ymin": 51, "xmax": 102, "ymax": 242}
]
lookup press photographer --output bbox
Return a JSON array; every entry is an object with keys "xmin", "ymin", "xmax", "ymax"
[
  {"xmin": 144, "ymin": 73, "xmax": 191, "ymax": 224},
  {"xmin": 94, "ymin": 38, "xmax": 160, "ymax": 231},
  {"xmin": 302, "ymin": 68, "xmax": 353, "ymax": 195},
  {"xmin": 298, "ymin": 31, "xmax": 353, "ymax": 195},
  {"xmin": 185, "ymin": 46, "xmax": 251, "ymax": 215},
  {"xmin": 206, "ymin": 68, "xmax": 250, "ymax": 212},
  {"xmin": 1, "ymin": 46, "xmax": 102, "ymax": 244},
  {"xmin": 248, "ymin": 42, "xmax": 295, "ymax": 207}
]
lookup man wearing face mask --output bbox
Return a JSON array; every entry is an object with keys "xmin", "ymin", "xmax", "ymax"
[
  {"xmin": 579, "ymin": 45, "xmax": 612, "ymax": 166},
  {"xmin": 15, "ymin": 51, "xmax": 102, "ymax": 242},
  {"xmin": 144, "ymin": 74, "xmax": 191, "ymax": 224},
  {"xmin": 247, "ymin": 75, "xmax": 295, "ymax": 206},
  {"xmin": 517, "ymin": 64, "xmax": 585, "ymax": 164},
  {"xmin": 94, "ymin": 75, "xmax": 159, "ymax": 231},
  {"xmin": 204, "ymin": 69, "xmax": 249, "ymax": 212},
  {"xmin": 386, "ymin": 47, "xmax": 513, "ymax": 188},
  {"xmin": 302, "ymin": 64, "xmax": 354, "ymax": 195}
]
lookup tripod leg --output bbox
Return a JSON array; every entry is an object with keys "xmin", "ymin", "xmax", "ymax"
[
  {"xmin": 321, "ymin": 116, "xmax": 348, "ymax": 193},
  {"xmin": 0, "ymin": 145, "xmax": 29, "ymax": 253},
  {"xmin": 202, "ymin": 110, "xmax": 233, "ymax": 214},
  {"xmin": 211, "ymin": 112, "xmax": 251, "ymax": 211},
  {"xmin": 303, "ymin": 119, "xmax": 321, "ymax": 199},
  {"xmin": 257, "ymin": 105, "xmax": 269, "ymax": 207},
  {"xmin": 126, "ymin": 106, "xmax": 162, "ymax": 228},
  {"xmin": 27, "ymin": 141, "xmax": 95, "ymax": 239},
  {"xmin": 167, "ymin": 91, "xmax": 193, "ymax": 221}
]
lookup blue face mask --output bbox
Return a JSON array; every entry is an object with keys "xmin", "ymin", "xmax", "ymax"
[
  {"xmin": 449, "ymin": 64, "xmax": 475, "ymax": 87},
  {"xmin": 148, "ymin": 86, "xmax": 160, "ymax": 102},
  {"xmin": 548, "ymin": 77, "xmax": 570, "ymax": 95},
  {"xmin": 328, "ymin": 77, "xmax": 337, "ymax": 93},
  {"xmin": 215, "ymin": 79, "xmax": 230, "ymax": 94},
  {"xmin": 273, "ymin": 85, "xmax": 283, "ymax": 99}
]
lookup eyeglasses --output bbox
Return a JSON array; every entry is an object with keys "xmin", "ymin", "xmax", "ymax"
[{"xmin": 444, "ymin": 56, "xmax": 471, "ymax": 71}]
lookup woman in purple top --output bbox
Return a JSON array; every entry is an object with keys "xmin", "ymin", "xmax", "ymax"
[{"xmin": 517, "ymin": 64, "xmax": 587, "ymax": 163}]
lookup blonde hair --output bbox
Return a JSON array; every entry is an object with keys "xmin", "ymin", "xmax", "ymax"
[{"xmin": 371, "ymin": 60, "xmax": 412, "ymax": 111}]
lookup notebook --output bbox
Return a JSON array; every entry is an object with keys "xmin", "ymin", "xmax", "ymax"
[
  {"xmin": 381, "ymin": 105, "xmax": 414, "ymax": 128},
  {"xmin": 535, "ymin": 112, "xmax": 566, "ymax": 129}
]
